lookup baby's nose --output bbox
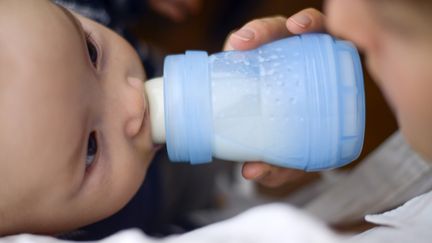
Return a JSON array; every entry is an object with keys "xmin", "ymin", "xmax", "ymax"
[{"xmin": 124, "ymin": 77, "xmax": 146, "ymax": 138}]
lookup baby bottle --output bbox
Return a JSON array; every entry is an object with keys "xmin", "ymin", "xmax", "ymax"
[{"xmin": 145, "ymin": 33, "xmax": 365, "ymax": 171}]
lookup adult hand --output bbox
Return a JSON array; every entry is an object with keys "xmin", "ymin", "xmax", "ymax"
[
  {"xmin": 148, "ymin": 0, "xmax": 202, "ymax": 22},
  {"xmin": 223, "ymin": 8, "xmax": 326, "ymax": 187}
]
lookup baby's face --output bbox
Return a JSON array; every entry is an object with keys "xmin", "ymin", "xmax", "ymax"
[
  {"xmin": 325, "ymin": 0, "xmax": 432, "ymax": 161},
  {"xmin": 0, "ymin": 0, "xmax": 158, "ymax": 234}
]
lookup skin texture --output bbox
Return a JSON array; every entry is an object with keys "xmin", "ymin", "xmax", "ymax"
[
  {"xmin": 227, "ymin": 2, "xmax": 432, "ymax": 186},
  {"xmin": 0, "ymin": 0, "xmax": 158, "ymax": 235}
]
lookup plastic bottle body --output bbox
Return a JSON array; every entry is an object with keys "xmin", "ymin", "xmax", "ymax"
[{"xmin": 162, "ymin": 33, "xmax": 365, "ymax": 171}]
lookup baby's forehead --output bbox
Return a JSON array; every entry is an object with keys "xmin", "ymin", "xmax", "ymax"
[
  {"xmin": 0, "ymin": 0, "xmax": 81, "ymax": 46},
  {"xmin": 0, "ymin": 1, "xmax": 94, "ymax": 132},
  {"xmin": 0, "ymin": 0, "xmax": 87, "ymax": 82}
]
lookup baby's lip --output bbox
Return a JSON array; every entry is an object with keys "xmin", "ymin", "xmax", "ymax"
[
  {"xmin": 127, "ymin": 104, "xmax": 147, "ymax": 138},
  {"xmin": 125, "ymin": 77, "xmax": 148, "ymax": 138},
  {"xmin": 133, "ymin": 105, "xmax": 157, "ymax": 157},
  {"xmin": 140, "ymin": 105, "xmax": 149, "ymax": 135},
  {"xmin": 141, "ymin": 103, "xmax": 150, "ymax": 138}
]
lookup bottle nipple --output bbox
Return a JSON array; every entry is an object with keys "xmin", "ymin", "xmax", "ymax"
[{"xmin": 144, "ymin": 77, "xmax": 165, "ymax": 144}]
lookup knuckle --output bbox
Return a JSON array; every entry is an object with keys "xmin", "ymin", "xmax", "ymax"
[
  {"xmin": 270, "ymin": 15, "xmax": 287, "ymax": 23},
  {"xmin": 304, "ymin": 7, "xmax": 319, "ymax": 13}
]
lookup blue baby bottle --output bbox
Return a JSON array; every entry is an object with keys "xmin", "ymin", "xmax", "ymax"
[{"xmin": 145, "ymin": 33, "xmax": 365, "ymax": 171}]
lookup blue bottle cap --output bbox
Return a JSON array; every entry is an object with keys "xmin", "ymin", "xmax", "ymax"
[
  {"xmin": 164, "ymin": 51, "xmax": 213, "ymax": 164},
  {"xmin": 299, "ymin": 34, "xmax": 365, "ymax": 170}
]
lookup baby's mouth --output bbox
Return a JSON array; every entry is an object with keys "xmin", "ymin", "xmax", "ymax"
[
  {"xmin": 153, "ymin": 144, "xmax": 164, "ymax": 152},
  {"xmin": 140, "ymin": 106, "xmax": 149, "ymax": 133},
  {"xmin": 146, "ymin": 108, "xmax": 164, "ymax": 152},
  {"xmin": 125, "ymin": 105, "xmax": 147, "ymax": 138}
]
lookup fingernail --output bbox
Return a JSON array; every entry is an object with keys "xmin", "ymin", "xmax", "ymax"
[
  {"xmin": 289, "ymin": 14, "xmax": 311, "ymax": 28},
  {"xmin": 232, "ymin": 27, "xmax": 255, "ymax": 41}
]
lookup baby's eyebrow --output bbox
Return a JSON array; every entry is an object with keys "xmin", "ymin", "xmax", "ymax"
[{"xmin": 56, "ymin": 4, "xmax": 86, "ymax": 40}]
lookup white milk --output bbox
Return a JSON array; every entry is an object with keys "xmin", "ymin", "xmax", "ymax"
[
  {"xmin": 210, "ymin": 75, "xmax": 304, "ymax": 164},
  {"xmin": 145, "ymin": 76, "xmax": 305, "ymax": 165}
]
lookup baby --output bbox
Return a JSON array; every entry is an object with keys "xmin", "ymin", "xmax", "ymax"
[{"xmin": 0, "ymin": 0, "xmax": 159, "ymax": 235}]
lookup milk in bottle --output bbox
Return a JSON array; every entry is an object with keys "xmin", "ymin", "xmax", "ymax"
[{"xmin": 145, "ymin": 33, "xmax": 365, "ymax": 171}]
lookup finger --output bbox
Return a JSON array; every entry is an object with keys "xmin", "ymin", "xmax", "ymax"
[
  {"xmin": 242, "ymin": 162, "xmax": 307, "ymax": 187},
  {"xmin": 242, "ymin": 161, "xmax": 272, "ymax": 180},
  {"xmin": 286, "ymin": 8, "xmax": 326, "ymax": 34},
  {"xmin": 150, "ymin": 1, "xmax": 186, "ymax": 22},
  {"xmin": 256, "ymin": 168, "xmax": 306, "ymax": 187},
  {"xmin": 176, "ymin": 0, "xmax": 202, "ymax": 15},
  {"xmin": 225, "ymin": 16, "xmax": 290, "ymax": 51}
]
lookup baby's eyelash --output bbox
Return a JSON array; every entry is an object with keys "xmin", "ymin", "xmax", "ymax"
[{"xmin": 85, "ymin": 32, "xmax": 100, "ymax": 69}]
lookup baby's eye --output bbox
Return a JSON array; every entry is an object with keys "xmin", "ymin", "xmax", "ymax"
[
  {"xmin": 85, "ymin": 33, "xmax": 99, "ymax": 68},
  {"xmin": 86, "ymin": 131, "xmax": 98, "ymax": 168}
]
